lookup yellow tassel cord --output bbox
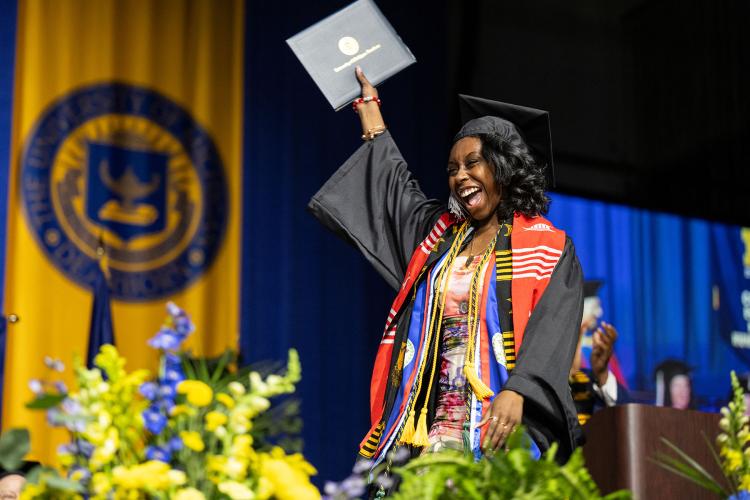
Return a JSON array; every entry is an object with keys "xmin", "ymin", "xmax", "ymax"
[
  {"xmin": 399, "ymin": 410, "xmax": 416, "ymax": 443},
  {"xmin": 463, "ymin": 233, "xmax": 499, "ymax": 400},
  {"xmin": 412, "ymin": 408, "xmax": 430, "ymax": 447},
  {"xmin": 399, "ymin": 222, "xmax": 469, "ymax": 446}
]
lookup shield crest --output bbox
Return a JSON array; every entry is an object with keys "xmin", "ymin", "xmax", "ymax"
[{"xmin": 85, "ymin": 142, "xmax": 168, "ymax": 242}]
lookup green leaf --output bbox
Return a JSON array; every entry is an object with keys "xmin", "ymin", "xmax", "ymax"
[
  {"xmin": 654, "ymin": 438, "xmax": 725, "ymax": 495},
  {"xmin": 44, "ymin": 473, "xmax": 85, "ymax": 493},
  {"xmin": 0, "ymin": 428, "xmax": 30, "ymax": 470},
  {"xmin": 701, "ymin": 431, "xmax": 734, "ymax": 494},
  {"xmin": 652, "ymin": 454, "xmax": 725, "ymax": 495},
  {"xmin": 25, "ymin": 467, "xmax": 85, "ymax": 494},
  {"xmin": 25, "ymin": 393, "xmax": 66, "ymax": 409}
]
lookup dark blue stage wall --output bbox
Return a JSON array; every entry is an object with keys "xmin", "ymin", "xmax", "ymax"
[
  {"xmin": 243, "ymin": 0, "xmax": 750, "ymax": 484},
  {"xmin": 0, "ymin": 0, "xmax": 17, "ymax": 418},
  {"xmin": 243, "ymin": 1, "xmax": 750, "ymax": 484},
  {"xmin": 242, "ymin": 0, "xmax": 455, "ymax": 483}
]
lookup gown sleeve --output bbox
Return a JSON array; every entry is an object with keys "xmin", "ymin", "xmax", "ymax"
[
  {"xmin": 307, "ymin": 130, "xmax": 445, "ymax": 290},
  {"xmin": 501, "ymin": 236, "xmax": 584, "ymax": 460}
]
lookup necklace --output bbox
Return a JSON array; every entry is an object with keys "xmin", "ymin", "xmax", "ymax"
[
  {"xmin": 464, "ymin": 236, "xmax": 475, "ymax": 268},
  {"xmin": 465, "ymin": 224, "xmax": 500, "ymax": 268}
]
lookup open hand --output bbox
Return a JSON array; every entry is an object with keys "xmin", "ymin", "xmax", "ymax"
[
  {"xmin": 478, "ymin": 390, "xmax": 523, "ymax": 452},
  {"xmin": 591, "ymin": 321, "xmax": 618, "ymax": 386}
]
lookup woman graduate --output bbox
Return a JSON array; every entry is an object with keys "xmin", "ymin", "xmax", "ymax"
[{"xmin": 309, "ymin": 69, "xmax": 584, "ymax": 471}]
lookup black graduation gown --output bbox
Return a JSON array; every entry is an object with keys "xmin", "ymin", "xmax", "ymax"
[{"xmin": 308, "ymin": 131, "xmax": 584, "ymax": 461}]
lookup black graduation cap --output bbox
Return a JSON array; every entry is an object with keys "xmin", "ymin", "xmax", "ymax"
[
  {"xmin": 583, "ymin": 280, "xmax": 604, "ymax": 299},
  {"xmin": 454, "ymin": 94, "xmax": 554, "ymax": 186},
  {"xmin": 654, "ymin": 359, "xmax": 693, "ymax": 379}
]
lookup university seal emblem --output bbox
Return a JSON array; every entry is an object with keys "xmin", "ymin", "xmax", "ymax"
[{"xmin": 21, "ymin": 83, "xmax": 228, "ymax": 301}]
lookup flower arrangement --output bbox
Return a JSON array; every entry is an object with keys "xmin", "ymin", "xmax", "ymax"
[
  {"xmin": 656, "ymin": 370, "xmax": 749, "ymax": 499},
  {"xmin": 325, "ymin": 431, "xmax": 630, "ymax": 500},
  {"xmin": 17, "ymin": 303, "xmax": 320, "ymax": 500}
]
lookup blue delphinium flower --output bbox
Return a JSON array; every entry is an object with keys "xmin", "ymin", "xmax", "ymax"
[
  {"xmin": 141, "ymin": 303, "xmax": 195, "ymax": 439},
  {"xmin": 143, "ymin": 406, "xmax": 167, "ymax": 434},
  {"xmin": 159, "ymin": 383, "xmax": 177, "ymax": 400},
  {"xmin": 139, "ymin": 382, "xmax": 159, "ymax": 401},
  {"xmin": 148, "ymin": 327, "xmax": 183, "ymax": 351},
  {"xmin": 28, "ymin": 379, "xmax": 43, "ymax": 395},
  {"xmin": 168, "ymin": 436, "xmax": 183, "ymax": 452},
  {"xmin": 47, "ymin": 408, "xmax": 64, "ymax": 427},
  {"xmin": 167, "ymin": 301, "xmax": 196, "ymax": 337},
  {"xmin": 67, "ymin": 465, "xmax": 91, "ymax": 483},
  {"xmin": 145, "ymin": 445, "xmax": 172, "ymax": 463},
  {"xmin": 76, "ymin": 439, "xmax": 94, "ymax": 458}
]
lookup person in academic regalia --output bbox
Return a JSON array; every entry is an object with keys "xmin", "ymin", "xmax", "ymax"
[
  {"xmin": 308, "ymin": 68, "xmax": 584, "ymax": 480},
  {"xmin": 654, "ymin": 360, "xmax": 694, "ymax": 410},
  {"xmin": 569, "ymin": 280, "xmax": 628, "ymax": 426}
]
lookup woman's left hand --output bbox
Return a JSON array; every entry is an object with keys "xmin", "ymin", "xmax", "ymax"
[{"xmin": 478, "ymin": 390, "xmax": 524, "ymax": 452}]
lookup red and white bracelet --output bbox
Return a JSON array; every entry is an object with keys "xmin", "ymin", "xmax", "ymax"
[{"xmin": 352, "ymin": 96, "xmax": 382, "ymax": 113}]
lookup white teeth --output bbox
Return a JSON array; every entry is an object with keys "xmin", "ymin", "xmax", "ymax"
[{"xmin": 459, "ymin": 187, "xmax": 479, "ymax": 197}]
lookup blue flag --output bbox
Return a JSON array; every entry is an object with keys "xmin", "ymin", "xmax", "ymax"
[{"xmin": 86, "ymin": 262, "xmax": 115, "ymax": 368}]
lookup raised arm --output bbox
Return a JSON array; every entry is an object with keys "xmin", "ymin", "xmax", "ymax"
[
  {"xmin": 308, "ymin": 69, "xmax": 444, "ymax": 289},
  {"xmin": 354, "ymin": 67, "xmax": 386, "ymax": 139}
]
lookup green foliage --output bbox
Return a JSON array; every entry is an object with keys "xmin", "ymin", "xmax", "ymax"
[
  {"xmin": 25, "ymin": 393, "xmax": 66, "ymax": 410},
  {"xmin": 389, "ymin": 429, "xmax": 630, "ymax": 500},
  {"xmin": 0, "ymin": 428, "xmax": 30, "ymax": 470}
]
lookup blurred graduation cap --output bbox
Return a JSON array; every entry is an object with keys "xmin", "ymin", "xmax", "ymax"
[
  {"xmin": 454, "ymin": 94, "xmax": 554, "ymax": 186},
  {"xmin": 583, "ymin": 280, "xmax": 604, "ymax": 299}
]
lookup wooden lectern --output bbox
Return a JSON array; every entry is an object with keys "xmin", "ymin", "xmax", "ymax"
[{"xmin": 582, "ymin": 404, "xmax": 723, "ymax": 499}]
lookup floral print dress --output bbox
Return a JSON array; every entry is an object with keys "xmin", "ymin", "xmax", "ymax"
[{"xmin": 424, "ymin": 255, "xmax": 480, "ymax": 453}]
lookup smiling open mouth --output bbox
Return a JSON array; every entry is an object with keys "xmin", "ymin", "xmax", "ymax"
[{"xmin": 459, "ymin": 186, "xmax": 482, "ymax": 208}]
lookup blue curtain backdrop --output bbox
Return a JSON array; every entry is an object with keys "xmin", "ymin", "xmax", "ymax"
[
  {"xmin": 547, "ymin": 194, "xmax": 748, "ymax": 402},
  {"xmin": 0, "ymin": 0, "xmax": 747, "ymax": 487}
]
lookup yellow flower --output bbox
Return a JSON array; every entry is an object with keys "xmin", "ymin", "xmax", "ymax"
[
  {"xmin": 174, "ymin": 488, "xmax": 207, "ymax": 500},
  {"xmin": 259, "ymin": 448, "xmax": 320, "ymax": 500},
  {"xmin": 224, "ymin": 457, "xmax": 248, "ymax": 480},
  {"xmin": 170, "ymin": 404, "xmax": 193, "ymax": 417},
  {"xmin": 218, "ymin": 481, "xmax": 255, "ymax": 499},
  {"xmin": 180, "ymin": 430, "xmax": 206, "ymax": 452},
  {"xmin": 724, "ymin": 449, "xmax": 743, "ymax": 472},
  {"xmin": 231, "ymin": 435, "xmax": 255, "ymax": 460},
  {"xmin": 112, "ymin": 461, "xmax": 186, "ymax": 490},
  {"xmin": 90, "ymin": 428, "xmax": 120, "ymax": 468},
  {"xmin": 217, "ymin": 392, "xmax": 236, "ymax": 408},
  {"xmin": 20, "ymin": 482, "xmax": 47, "ymax": 499},
  {"xmin": 91, "ymin": 472, "xmax": 112, "ymax": 496},
  {"xmin": 256, "ymin": 477, "xmax": 274, "ymax": 500},
  {"xmin": 228, "ymin": 381, "xmax": 246, "ymax": 396},
  {"xmin": 205, "ymin": 410, "xmax": 228, "ymax": 431},
  {"xmin": 177, "ymin": 380, "xmax": 213, "ymax": 406},
  {"xmin": 59, "ymin": 450, "xmax": 75, "ymax": 467}
]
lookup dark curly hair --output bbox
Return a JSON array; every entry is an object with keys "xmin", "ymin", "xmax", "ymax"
[{"xmin": 472, "ymin": 132, "xmax": 550, "ymax": 220}]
